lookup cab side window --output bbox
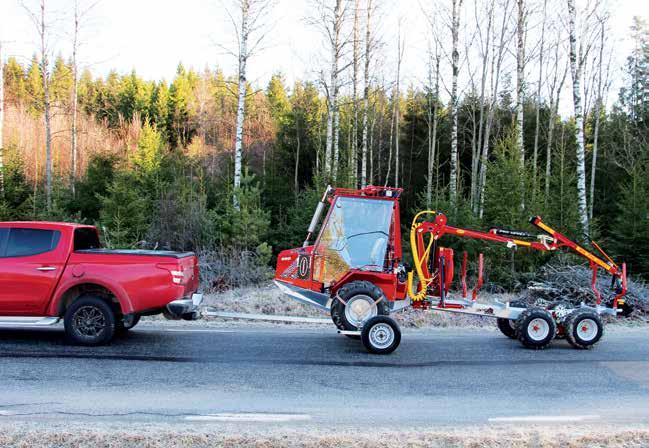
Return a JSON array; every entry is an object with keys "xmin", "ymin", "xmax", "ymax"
[
  {"xmin": 0, "ymin": 229, "xmax": 8, "ymax": 256},
  {"xmin": 3, "ymin": 228, "xmax": 61, "ymax": 258}
]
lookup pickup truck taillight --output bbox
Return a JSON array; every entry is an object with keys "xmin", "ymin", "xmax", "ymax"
[{"xmin": 157, "ymin": 263, "xmax": 186, "ymax": 285}]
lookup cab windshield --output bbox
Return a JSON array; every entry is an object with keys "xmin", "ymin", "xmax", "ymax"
[{"xmin": 313, "ymin": 196, "xmax": 394, "ymax": 285}]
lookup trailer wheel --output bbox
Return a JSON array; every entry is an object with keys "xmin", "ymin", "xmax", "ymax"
[
  {"xmin": 516, "ymin": 307, "xmax": 556, "ymax": 350},
  {"xmin": 496, "ymin": 319, "xmax": 517, "ymax": 339},
  {"xmin": 361, "ymin": 316, "xmax": 401, "ymax": 355},
  {"xmin": 565, "ymin": 309, "xmax": 604, "ymax": 349},
  {"xmin": 496, "ymin": 300, "xmax": 527, "ymax": 339},
  {"xmin": 331, "ymin": 281, "xmax": 388, "ymax": 338}
]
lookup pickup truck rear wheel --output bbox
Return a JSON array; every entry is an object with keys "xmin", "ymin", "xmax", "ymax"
[{"xmin": 64, "ymin": 295, "xmax": 116, "ymax": 346}]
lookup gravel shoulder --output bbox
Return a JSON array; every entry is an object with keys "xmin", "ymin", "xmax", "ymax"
[{"xmin": 2, "ymin": 422, "xmax": 649, "ymax": 448}]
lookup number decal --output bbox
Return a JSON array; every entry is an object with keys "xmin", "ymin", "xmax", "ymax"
[{"xmin": 297, "ymin": 255, "xmax": 310, "ymax": 280}]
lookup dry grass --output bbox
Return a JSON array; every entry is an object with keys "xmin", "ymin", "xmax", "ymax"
[
  {"xmin": 203, "ymin": 284, "xmax": 517, "ymax": 329},
  {"xmin": 1, "ymin": 423, "xmax": 649, "ymax": 448}
]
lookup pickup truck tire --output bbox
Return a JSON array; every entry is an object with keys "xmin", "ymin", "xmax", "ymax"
[
  {"xmin": 64, "ymin": 295, "xmax": 116, "ymax": 346},
  {"xmin": 116, "ymin": 314, "xmax": 140, "ymax": 335}
]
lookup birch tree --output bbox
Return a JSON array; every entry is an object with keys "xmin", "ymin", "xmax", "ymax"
[
  {"xmin": 315, "ymin": 0, "xmax": 347, "ymax": 182},
  {"xmin": 225, "ymin": 0, "xmax": 274, "ymax": 208},
  {"xmin": 515, "ymin": 0, "xmax": 526, "ymax": 171},
  {"xmin": 394, "ymin": 22, "xmax": 404, "ymax": 188},
  {"xmin": 425, "ymin": 37, "xmax": 441, "ymax": 208},
  {"xmin": 449, "ymin": 0, "xmax": 463, "ymax": 205},
  {"xmin": 544, "ymin": 34, "xmax": 568, "ymax": 202},
  {"xmin": 350, "ymin": 0, "xmax": 360, "ymax": 186},
  {"xmin": 532, "ymin": 0, "xmax": 547, "ymax": 197},
  {"xmin": 589, "ymin": 15, "xmax": 612, "ymax": 221},
  {"xmin": 477, "ymin": 0, "xmax": 513, "ymax": 217},
  {"xmin": 567, "ymin": 0, "xmax": 590, "ymax": 234},
  {"xmin": 23, "ymin": 0, "xmax": 54, "ymax": 211},
  {"xmin": 360, "ymin": 0, "xmax": 374, "ymax": 187},
  {"xmin": 69, "ymin": 0, "xmax": 97, "ymax": 197}
]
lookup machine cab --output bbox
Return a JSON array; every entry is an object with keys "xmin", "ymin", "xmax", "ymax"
[{"xmin": 274, "ymin": 186, "xmax": 404, "ymax": 307}]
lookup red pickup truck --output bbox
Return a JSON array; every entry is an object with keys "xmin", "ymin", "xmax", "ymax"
[{"xmin": 0, "ymin": 222, "xmax": 202, "ymax": 345}]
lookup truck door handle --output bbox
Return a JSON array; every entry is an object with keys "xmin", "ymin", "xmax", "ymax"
[{"xmin": 36, "ymin": 266, "xmax": 57, "ymax": 272}]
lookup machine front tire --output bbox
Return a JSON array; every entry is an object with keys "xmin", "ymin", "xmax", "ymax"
[
  {"xmin": 564, "ymin": 309, "xmax": 604, "ymax": 349},
  {"xmin": 331, "ymin": 280, "xmax": 389, "ymax": 338},
  {"xmin": 361, "ymin": 316, "xmax": 401, "ymax": 355},
  {"xmin": 516, "ymin": 307, "xmax": 556, "ymax": 350}
]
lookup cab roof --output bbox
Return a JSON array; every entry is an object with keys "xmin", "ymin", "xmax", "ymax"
[{"xmin": 0, "ymin": 221, "xmax": 96, "ymax": 230}]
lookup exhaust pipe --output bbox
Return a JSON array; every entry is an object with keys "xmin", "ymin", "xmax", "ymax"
[{"xmin": 303, "ymin": 185, "xmax": 333, "ymax": 247}]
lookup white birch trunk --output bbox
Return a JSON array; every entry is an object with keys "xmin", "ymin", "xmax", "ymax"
[
  {"xmin": 394, "ymin": 27, "xmax": 402, "ymax": 188},
  {"xmin": 515, "ymin": 0, "xmax": 525, "ymax": 171},
  {"xmin": 426, "ymin": 52, "xmax": 440, "ymax": 208},
  {"xmin": 70, "ymin": 1, "xmax": 79, "ymax": 197},
  {"xmin": 478, "ymin": 0, "xmax": 510, "ymax": 218},
  {"xmin": 449, "ymin": 0, "xmax": 462, "ymax": 205},
  {"xmin": 532, "ymin": 0, "xmax": 547, "ymax": 197},
  {"xmin": 40, "ymin": 0, "xmax": 53, "ymax": 212},
  {"xmin": 589, "ymin": 20, "xmax": 606, "ymax": 221},
  {"xmin": 472, "ymin": 2, "xmax": 493, "ymax": 211},
  {"xmin": 350, "ymin": 0, "xmax": 360, "ymax": 186},
  {"xmin": 324, "ymin": 0, "xmax": 344, "ymax": 181},
  {"xmin": 233, "ymin": 0, "xmax": 250, "ymax": 208},
  {"xmin": 567, "ymin": 0, "xmax": 589, "ymax": 234},
  {"xmin": 361, "ymin": 0, "xmax": 372, "ymax": 188}
]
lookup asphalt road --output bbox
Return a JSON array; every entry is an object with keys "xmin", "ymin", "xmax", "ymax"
[{"xmin": 1, "ymin": 322, "xmax": 649, "ymax": 429}]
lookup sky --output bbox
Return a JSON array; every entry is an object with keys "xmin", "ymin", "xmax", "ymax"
[{"xmin": 1, "ymin": 0, "xmax": 647, "ymax": 115}]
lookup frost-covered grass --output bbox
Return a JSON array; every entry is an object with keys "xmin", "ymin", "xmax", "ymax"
[
  {"xmin": 198, "ymin": 282, "xmax": 648, "ymax": 329},
  {"xmin": 2, "ymin": 423, "xmax": 649, "ymax": 448}
]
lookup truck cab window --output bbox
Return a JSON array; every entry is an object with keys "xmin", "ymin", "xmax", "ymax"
[
  {"xmin": 5, "ymin": 229, "xmax": 61, "ymax": 258},
  {"xmin": 74, "ymin": 228, "xmax": 101, "ymax": 250},
  {"xmin": 0, "ymin": 229, "xmax": 8, "ymax": 256}
]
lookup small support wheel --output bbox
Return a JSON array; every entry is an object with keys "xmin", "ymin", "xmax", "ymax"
[
  {"xmin": 564, "ymin": 309, "xmax": 604, "ymax": 349},
  {"xmin": 516, "ymin": 307, "xmax": 556, "ymax": 350},
  {"xmin": 361, "ymin": 316, "xmax": 401, "ymax": 355},
  {"xmin": 497, "ymin": 300, "xmax": 527, "ymax": 339}
]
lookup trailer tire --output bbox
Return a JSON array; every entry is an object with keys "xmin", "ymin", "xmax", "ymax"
[
  {"xmin": 516, "ymin": 307, "xmax": 556, "ymax": 350},
  {"xmin": 565, "ymin": 309, "xmax": 604, "ymax": 349},
  {"xmin": 64, "ymin": 295, "xmax": 116, "ymax": 346},
  {"xmin": 496, "ymin": 300, "xmax": 527, "ymax": 339},
  {"xmin": 361, "ymin": 316, "xmax": 401, "ymax": 354},
  {"xmin": 331, "ymin": 281, "xmax": 389, "ymax": 338}
]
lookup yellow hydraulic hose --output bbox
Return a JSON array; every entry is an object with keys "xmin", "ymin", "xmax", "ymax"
[{"xmin": 407, "ymin": 211, "xmax": 438, "ymax": 301}]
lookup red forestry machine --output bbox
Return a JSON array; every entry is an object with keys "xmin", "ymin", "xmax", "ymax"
[{"xmin": 274, "ymin": 185, "xmax": 628, "ymax": 354}]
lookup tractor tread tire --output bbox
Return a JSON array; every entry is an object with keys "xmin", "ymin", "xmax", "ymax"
[
  {"xmin": 565, "ymin": 309, "xmax": 604, "ymax": 350},
  {"xmin": 331, "ymin": 280, "xmax": 389, "ymax": 336},
  {"xmin": 516, "ymin": 307, "xmax": 556, "ymax": 350}
]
